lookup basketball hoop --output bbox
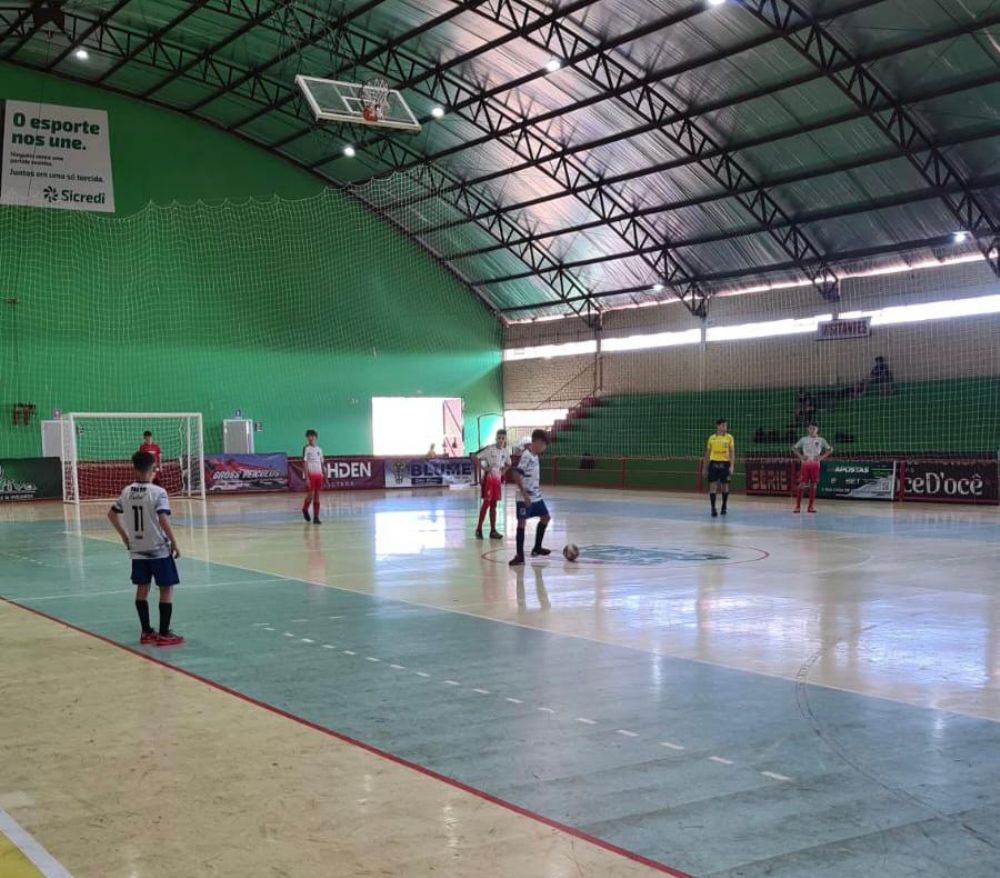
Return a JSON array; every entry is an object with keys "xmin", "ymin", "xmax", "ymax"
[{"xmin": 360, "ymin": 76, "xmax": 390, "ymax": 123}]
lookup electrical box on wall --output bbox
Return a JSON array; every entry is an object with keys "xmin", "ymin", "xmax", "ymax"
[{"xmin": 223, "ymin": 419, "xmax": 254, "ymax": 454}]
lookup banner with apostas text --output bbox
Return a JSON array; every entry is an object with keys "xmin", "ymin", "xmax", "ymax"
[
  {"xmin": 818, "ymin": 460, "xmax": 896, "ymax": 501},
  {"xmin": 1, "ymin": 100, "xmax": 115, "ymax": 212}
]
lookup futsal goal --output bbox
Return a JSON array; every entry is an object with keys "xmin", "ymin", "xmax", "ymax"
[{"xmin": 60, "ymin": 413, "xmax": 205, "ymax": 503}]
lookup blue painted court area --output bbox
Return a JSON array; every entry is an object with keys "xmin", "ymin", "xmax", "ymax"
[{"xmin": 3, "ymin": 497, "xmax": 1000, "ymax": 877}]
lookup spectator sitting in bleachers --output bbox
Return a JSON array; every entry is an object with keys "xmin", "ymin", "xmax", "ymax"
[
  {"xmin": 794, "ymin": 387, "xmax": 817, "ymax": 424},
  {"xmin": 869, "ymin": 356, "xmax": 895, "ymax": 395}
]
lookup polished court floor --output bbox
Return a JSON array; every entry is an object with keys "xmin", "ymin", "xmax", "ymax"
[{"xmin": 2, "ymin": 487, "xmax": 1000, "ymax": 877}]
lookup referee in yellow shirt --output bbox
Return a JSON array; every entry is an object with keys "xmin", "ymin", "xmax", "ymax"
[{"xmin": 704, "ymin": 419, "xmax": 735, "ymax": 517}]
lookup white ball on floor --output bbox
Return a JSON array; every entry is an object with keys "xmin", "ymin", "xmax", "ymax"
[{"xmin": 562, "ymin": 543, "xmax": 579, "ymax": 562}]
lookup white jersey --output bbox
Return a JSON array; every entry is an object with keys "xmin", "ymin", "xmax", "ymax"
[
  {"xmin": 794, "ymin": 436, "xmax": 832, "ymax": 461},
  {"xmin": 112, "ymin": 482, "xmax": 172, "ymax": 559},
  {"xmin": 516, "ymin": 448, "xmax": 543, "ymax": 502},
  {"xmin": 478, "ymin": 444, "xmax": 511, "ymax": 477},
  {"xmin": 303, "ymin": 445, "xmax": 325, "ymax": 475}
]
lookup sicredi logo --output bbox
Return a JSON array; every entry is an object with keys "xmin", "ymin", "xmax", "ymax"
[{"xmin": 53, "ymin": 189, "xmax": 107, "ymax": 205}]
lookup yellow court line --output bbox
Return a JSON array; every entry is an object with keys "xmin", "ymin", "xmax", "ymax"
[{"xmin": 0, "ymin": 834, "xmax": 44, "ymax": 878}]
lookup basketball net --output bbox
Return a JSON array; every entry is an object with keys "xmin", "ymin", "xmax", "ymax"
[{"xmin": 360, "ymin": 76, "xmax": 390, "ymax": 123}]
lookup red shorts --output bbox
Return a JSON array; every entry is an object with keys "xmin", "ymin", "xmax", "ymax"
[
  {"xmin": 480, "ymin": 473, "xmax": 503, "ymax": 504},
  {"xmin": 800, "ymin": 460, "xmax": 821, "ymax": 483},
  {"xmin": 307, "ymin": 471, "xmax": 325, "ymax": 491}
]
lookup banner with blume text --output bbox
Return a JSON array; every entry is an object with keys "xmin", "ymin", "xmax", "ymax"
[
  {"xmin": 1, "ymin": 100, "xmax": 115, "ymax": 212},
  {"xmin": 385, "ymin": 457, "xmax": 476, "ymax": 488}
]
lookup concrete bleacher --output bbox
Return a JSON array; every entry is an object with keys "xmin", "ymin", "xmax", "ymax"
[{"xmin": 549, "ymin": 377, "xmax": 1000, "ymax": 458}]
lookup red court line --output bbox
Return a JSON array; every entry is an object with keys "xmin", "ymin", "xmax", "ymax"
[{"xmin": 1, "ymin": 595, "xmax": 694, "ymax": 878}]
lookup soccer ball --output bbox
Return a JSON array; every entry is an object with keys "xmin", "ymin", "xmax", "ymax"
[{"xmin": 562, "ymin": 543, "xmax": 580, "ymax": 562}]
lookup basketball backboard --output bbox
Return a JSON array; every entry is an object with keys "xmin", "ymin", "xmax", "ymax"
[{"xmin": 295, "ymin": 75, "xmax": 421, "ymax": 133}]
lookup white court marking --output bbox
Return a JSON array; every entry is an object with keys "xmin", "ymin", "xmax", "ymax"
[{"xmin": 0, "ymin": 807, "xmax": 75, "ymax": 878}]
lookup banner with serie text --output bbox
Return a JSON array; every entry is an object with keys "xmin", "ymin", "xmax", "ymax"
[
  {"xmin": 288, "ymin": 457, "xmax": 385, "ymax": 491},
  {"xmin": 385, "ymin": 457, "xmax": 476, "ymax": 488},
  {"xmin": 204, "ymin": 453, "xmax": 288, "ymax": 493},
  {"xmin": 1, "ymin": 100, "xmax": 115, "ymax": 212}
]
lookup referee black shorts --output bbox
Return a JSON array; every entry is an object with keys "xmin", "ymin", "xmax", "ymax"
[{"xmin": 707, "ymin": 461, "xmax": 731, "ymax": 484}]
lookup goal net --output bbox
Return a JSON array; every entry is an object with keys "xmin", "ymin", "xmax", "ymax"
[{"xmin": 61, "ymin": 413, "xmax": 205, "ymax": 503}]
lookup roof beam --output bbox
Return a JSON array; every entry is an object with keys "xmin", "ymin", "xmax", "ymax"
[
  {"xmin": 742, "ymin": 0, "xmax": 1000, "ymax": 278},
  {"xmin": 415, "ymin": 23, "xmax": 1000, "ymax": 241},
  {"xmin": 42, "ymin": 0, "xmax": 135, "ymax": 70},
  {"xmin": 221, "ymin": 0, "xmax": 498, "ymax": 134},
  {"xmin": 91, "ymin": 0, "xmax": 210, "ymax": 86},
  {"xmin": 139, "ymin": 1, "xmax": 286, "ymax": 100},
  {"xmin": 500, "ymin": 232, "xmax": 987, "ymax": 314},
  {"xmin": 437, "ymin": 80, "xmax": 1000, "ymax": 260}
]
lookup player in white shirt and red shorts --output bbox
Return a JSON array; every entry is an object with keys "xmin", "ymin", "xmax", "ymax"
[
  {"xmin": 302, "ymin": 429, "xmax": 325, "ymax": 524},
  {"xmin": 792, "ymin": 423, "xmax": 833, "ymax": 513},
  {"xmin": 475, "ymin": 429, "xmax": 511, "ymax": 540}
]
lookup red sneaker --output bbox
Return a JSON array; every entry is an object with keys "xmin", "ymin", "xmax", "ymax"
[
  {"xmin": 807, "ymin": 507, "xmax": 816, "ymax": 514},
  {"xmin": 156, "ymin": 631, "xmax": 185, "ymax": 647},
  {"xmin": 793, "ymin": 507, "xmax": 801, "ymax": 514},
  {"xmin": 139, "ymin": 630, "xmax": 158, "ymax": 645}
]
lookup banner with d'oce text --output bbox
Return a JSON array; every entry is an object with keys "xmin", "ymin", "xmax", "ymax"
[{"xmin": 1, "ymin": 100, "xmax": 115, "ymax": 212}]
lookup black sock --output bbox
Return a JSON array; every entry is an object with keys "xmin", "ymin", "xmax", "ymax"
[
  {"xmin": 135, "ymin": 599, "xmax": 152, "ymax": 632},
  {"xmin": 722, "ymin": 492, "xmax": 728, "ymax": 511},
  {"xmin": 710, "ymin": 492, "xmax": 717, "ymax": 511},
  {"xmin": 159, "ymin": 602, "xmax": 173, "ymax": 635},
  {"xmin": 516, "ymin": 528, "xmax": 525, "ymax": 557},
  {"xmin": 533, "ymin": 521, "xmax": 548, "ymax": 551}
]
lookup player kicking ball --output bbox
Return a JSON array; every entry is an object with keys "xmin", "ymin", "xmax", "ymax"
[
  {"xmin": 704, "ymin": 419, "xmax": 735, "ymax": 517},
  {"xmin": 509, "ymin": 429, "xmax": 551, "ymax": 566},
  {"xmin": 107, "ymin": 451, "xmax": 183, "ymax": 647},
  {"xmin": 793, "ymin": 423, "xmax": 833, "ymax": 513},
  {"xmin": 301, "ymin": 429, "xmax": 324, "ymax": 524},
  {"xmin": 475, "ymin": 428, "xmax": 511, "ymax": 540}
]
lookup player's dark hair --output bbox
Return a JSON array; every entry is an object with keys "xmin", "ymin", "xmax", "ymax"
[
  {"xmin": 531, "ymin": 429, "xmax": 549, "ymax": 443},
  {"xmin": 143, "ymin": 430, "xmax": 152, "ymax": 438},
  {"xmin": 808, "ymin": 422, "xmax": 818, "ymax": 428},
  {"xmin": 132, "ymin": 450, "xmax": 156, "ymax": 472},
  {"xmin": 496, "ymin": 428, "xmax": 507, "ymax": 437},
  {"xmin": 305, "ymin": 429, "xmax": 318, "ymax": 438},
  {"xmin": 716, "ymin": 418, "xmax": 727, "ymax": 426}
]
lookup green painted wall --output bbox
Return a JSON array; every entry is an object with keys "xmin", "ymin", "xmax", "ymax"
[{"xmin": 0, "ymin": 65, "xmax": 502, "ymax": 458}]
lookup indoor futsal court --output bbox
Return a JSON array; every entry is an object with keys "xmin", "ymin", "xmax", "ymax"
[{"xmin": 2, "ymin": 1, "xmax": 1000, "ymax": 877}]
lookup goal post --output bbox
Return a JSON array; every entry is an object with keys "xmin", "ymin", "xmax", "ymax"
[{"xmin": 60, "ymin": 412, "xmax": 205, "ymax": 503}]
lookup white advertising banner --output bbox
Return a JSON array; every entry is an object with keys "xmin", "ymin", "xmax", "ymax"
[{"xmin": 1, "ymin": 100, "xmax": 115, "ymax": 212}]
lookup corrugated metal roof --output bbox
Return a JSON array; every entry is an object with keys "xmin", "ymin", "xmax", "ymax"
[{"xmin": 2, "ymin": 0, "xmax": 999, "ymax": 321}]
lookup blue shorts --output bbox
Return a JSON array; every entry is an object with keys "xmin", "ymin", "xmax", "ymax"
[
  {"xmin": 516, "ymin": 500, "xmax": 549, "ymax": 521},
  {"xmin": 131, "ymin": 556, "xmax": 180, "ymax": 587}
]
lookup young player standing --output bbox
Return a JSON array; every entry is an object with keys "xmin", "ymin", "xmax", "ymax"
[
  {"xmin": 704, "ymin": 419, "xmax": 735, "ymax": 517},
  {"xmin": 107, "ymin": 451, "xmax": 183, "ymax": 646},
  {"xmin": 475, "ymin": 428, "xmax": 511, "ymax": 540},
  {"xmin": 792, "ymin": 422, "xmax": 833, "ymax": 513},
  {"xmin": 509, "ymin": 430, "xmax": 551, "ymax": 566},
  {"xmin": 301, "ymin": 429, "xmax": 324, "ymax": 524},
  {"xmin": 139, "ymin": 430, "xmax": 162, "ymax": 484}
]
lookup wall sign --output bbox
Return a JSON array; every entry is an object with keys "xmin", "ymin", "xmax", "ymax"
[{"xmin": 1, "ymin": 100, "xmax": 115, "ymax": 212}]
